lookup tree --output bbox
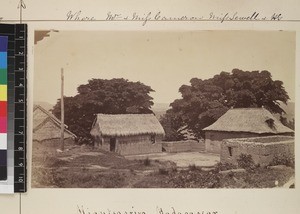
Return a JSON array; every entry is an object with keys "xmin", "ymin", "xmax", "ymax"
[
  {"xmin": 52, "ymin": 78, "xmax": 154, "ymax": 143},
  {"xmin": 164, "ymin": 69, "xmax": 290, "ymax": 139},
  {"xmin": 159, "ymin": 110, "xmax": 185, "ymax": 141}
]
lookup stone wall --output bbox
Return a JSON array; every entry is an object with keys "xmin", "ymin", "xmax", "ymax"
[
  {"xmin": 94, "ymin": 134, "xmax": 163, "ymax": 155},
  {"xmin": 205, "ymin": 131, "xmax": 261, "ymax": 154},
  {"xmin": 162, "ymin": 140, "xmax": 205, "ymax": 153},
  {"xmin": 221, "ymin": 136, "xmax": 294, "ymax": 166}
]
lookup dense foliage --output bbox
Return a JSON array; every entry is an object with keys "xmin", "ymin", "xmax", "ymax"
[
  {"xmin": 162, "ymin": 69, "xmax": 290, "ymax": 140},
  {"xmin": 52, "ymin": 78, "xmax": 154, "ymax": 143}
]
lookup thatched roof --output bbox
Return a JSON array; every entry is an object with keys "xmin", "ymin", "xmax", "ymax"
[
  {"xmin": 33, "ymin": 105, "xmax": 76, "ymax": 138},
  {"xmin": 90, "ymin": 114, "xmax": 165, "ymax": 137},
  {"xmin": 203, "ymin": 108, "xmax": 294, "ymax": 134}
]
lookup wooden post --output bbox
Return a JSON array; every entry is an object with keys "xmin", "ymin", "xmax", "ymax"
[{"xmin": 60, "ymin": 68, "xmax": 65, "ymax": 151}]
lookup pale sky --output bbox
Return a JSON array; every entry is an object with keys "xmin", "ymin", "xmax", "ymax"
[{"xmin": 34, "ymin": 31, "xmax": 295, "ymax": 106}]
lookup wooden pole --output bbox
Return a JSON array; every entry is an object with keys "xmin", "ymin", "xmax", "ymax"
[{"xmin": 60, "ymin": 68, "xmax": 65, "ymax": 151}]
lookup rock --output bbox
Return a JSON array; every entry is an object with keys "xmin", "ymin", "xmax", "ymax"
[
  {"xmin": 268, "ymin": 165, "xmax": 288, "ymax": 170},
  {"xmin": 219, "ymin": 168, "xmax": 246, "ymax": 174},
  {"xmin": 201, "ymin": 167, "xmax": 215, "ymax": 172},
  {"xmin": 56, "ymin": 149, "xmax": 63, "ymax": 153}
]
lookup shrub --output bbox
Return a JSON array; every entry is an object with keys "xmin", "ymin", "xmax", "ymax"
[
  {"xmin": 130, "ymin": 168, "xmax": 136, "ymax": 175},
  {"xmin": 158, "ymin": 168, "xmax": 169, "ymax": 175},
  {"xmin": 171, "ymin": 166, "xmax": 178, "ymax": 173},
  {"xmin": 188, "ymin": 164, "xmax": 197, "ymax": 171},
  {"xmin": 237, "ymin": 154, "xmax": 255, "ymax": 170},
  {"xmin": 269, "ymin": 154, "xmax": 295, "ymax": 169},
  {"xmin": 143, "ymin": 157, "xmax": 151, "ymax": 166}
]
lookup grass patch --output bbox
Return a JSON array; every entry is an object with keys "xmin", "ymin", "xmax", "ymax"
[
  {"xmin": 220, "ymin": 167, "xmax": 294, "ymax": 188},
  {"xmin": 269, "ymin": 154, "xmax": 295, "ymax": 169}
]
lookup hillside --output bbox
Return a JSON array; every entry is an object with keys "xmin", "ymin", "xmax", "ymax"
[{"xmin": 151, "ymin": 103, "xmax": 170, "ymax": 119}]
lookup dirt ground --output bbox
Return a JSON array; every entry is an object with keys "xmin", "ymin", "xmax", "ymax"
[
  {"xmin": 31, "ymin": 143, "xmax": 294, "ymax": 188},
  {"xmin": 125, "ymin": 152, "xmax": 220, "ymax": 167}
]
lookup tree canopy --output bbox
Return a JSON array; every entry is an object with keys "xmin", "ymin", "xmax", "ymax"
[
  {"xmin": 163, "ymin": 69, "xmax": 290, "ymax": 140},
  {"xmin": 52, "ymin": 78, "xmax": 154, "ymax": 143}
]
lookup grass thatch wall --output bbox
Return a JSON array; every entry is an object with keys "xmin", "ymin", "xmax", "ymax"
[
  {"xmin": 94, "ymin": 134, "xmax": 163, "ymax": 155},
  {"xmin": 33, "ymin": 120, "xmax": 75, "ymax": 142}
]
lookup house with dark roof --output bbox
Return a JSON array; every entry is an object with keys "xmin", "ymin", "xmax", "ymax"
[
  {"xmin": 33, "ymin": 105, "xmax": 76, "ymax": 145},
  {"xmin": 90, "ymin": 114, "xmax": 165, "ymax": 155},
  {"xmin": 203, "ymin": 108, "xmax": 294, "ymax": 154}
]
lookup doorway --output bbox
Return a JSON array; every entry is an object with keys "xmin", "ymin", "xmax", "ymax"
[{"xmin": 110, "ymin": 138, "xmax": 116, "ymax": 152}]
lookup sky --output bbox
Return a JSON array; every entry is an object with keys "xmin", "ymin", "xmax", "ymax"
[{"xmin": 34, "ymin": 30, "xmax": 295, "ymax": 106}]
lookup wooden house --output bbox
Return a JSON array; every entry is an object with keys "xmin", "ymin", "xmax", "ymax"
[
  {"xmin": 203, "ymin": 108, "xmax": 294, "ymax": 154},
  {"xmin": 33, "ymin": 105, "xmax": 76, "ymax": 145},
  {"xmin": 90, "ymin": 114, "xmax": 165, "ymax": 155}
]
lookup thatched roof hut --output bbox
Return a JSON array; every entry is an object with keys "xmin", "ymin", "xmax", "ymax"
[
  {"xmin": 90, "ymin": 114, "xmax": 165, "ymax": 155},
  {"xmin": 33, "ymin": 105, "xmax": 76, "ymax": 142},
  {"xmin": 90, "ymin": 114, "xmax": 165, "ymax": 137},
  {"xmin": 203, "ymin": 108, "xmax": 293, "ymax": 134},
  {"xmin": 203, "ymin": 108, "xmax": 293, "ymax": 154}
]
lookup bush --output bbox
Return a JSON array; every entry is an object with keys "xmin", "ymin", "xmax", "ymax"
[
  {"xmin": 171, "ymin": 166, "xmax": 178, "ymax": 173},
  {"xmin": 188, "ymin": 164, "xmax": 197, "ymax": 171},
  {"xmin": 237, "ymin": 154, "xmax": 255, "ymax": 170},
  {"xmin": 269, "ymin": 154, "xmax": 295, "ymax": 169},
  {"xmin": 143, "ymin": 157, "xmax": 151, "ymax": 166},
  {"xmin": 158, "ymin": 168, "xmax": 169, "ymax": 175}
]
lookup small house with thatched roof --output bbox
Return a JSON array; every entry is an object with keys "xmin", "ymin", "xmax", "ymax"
[
  {"xmin": 33, "ymin": 105, "xmax": 76, "ymax": 145},
  {"xmin": 203, "ymin": 108, "xmax": 294, "ymax": 154},
  {"xmin": 90, "ymin": 114, "xmax": 165, "ymax": 155}
]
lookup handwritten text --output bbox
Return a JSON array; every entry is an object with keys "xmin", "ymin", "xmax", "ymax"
[
  {"xmin": 66, "ymin": 10, "xmax": 95, "ymax": 21},
  {"xmin": 104, "ymin": 11, "xmax": 283, "ymax": 26},
  {"xmin": 77, "ymin": 205, "xmax": 219, "ymax": 214}
]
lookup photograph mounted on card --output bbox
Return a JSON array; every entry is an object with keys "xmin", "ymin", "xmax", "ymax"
[{"xmin": 32, "ymin": 30, "xmax": 295, "ymax": 188}]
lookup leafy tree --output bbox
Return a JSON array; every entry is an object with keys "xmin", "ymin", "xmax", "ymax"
[
  {"xmin": 159, "ymin": 110, "xmax": 185, "ymax": 141},
  {"xmin": 52, "ymin": 78, "xmax": 154, "ymax": 143},
  {"xmin": 164, "ymin": 69, "xmax": 290, "ymax": 139}
]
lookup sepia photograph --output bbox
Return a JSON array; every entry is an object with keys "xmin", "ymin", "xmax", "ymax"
[{"xmin": 32, "ymin": 30, "xmax": 295, "ymax": 188}]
